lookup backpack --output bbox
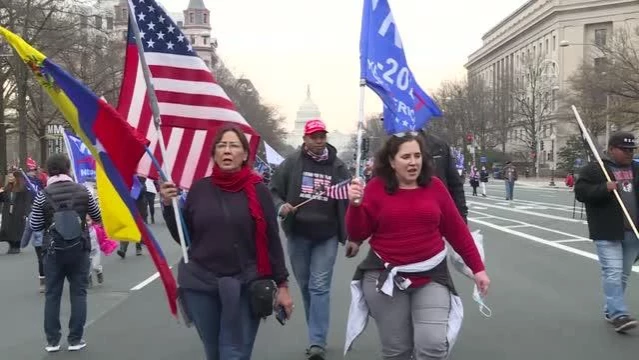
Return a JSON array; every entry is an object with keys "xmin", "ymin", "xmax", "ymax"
[{"xmin": 42, "ymin": 190, "xmax": 86, "ymax": 246}]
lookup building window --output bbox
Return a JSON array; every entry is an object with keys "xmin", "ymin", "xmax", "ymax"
[
  {"xmin": 122, "ymin": 8, "xmax": 127, "ymax": 19},
  {"xmin": 94, "ymin": 15, "xmax": 102, "ymax": 29},
  {"xmin": 545, "ymin": 39, "xmax": 549, "ymax": 54},
  {"xmin": 594, "ymin": 57, "xmax": 609, "ymax": 73},
  {"xmin": 203, "ymin": 36, "xmax": 208, "ymax": 45},
  {"xmin": 80, "ymin": 15, "xmax": 88, "ymax": 29},
  {"xmin": 203, "ymin": 13, "xmax": 208, "ymax": 24},
  {"xmin": 553, "ymin": 35, "xmax": 556, "ymax": 50},
  {"xmin": 190, "ymin": 12, "xmax": 194, "ymax": 23},
  {"xmin": 190, "ymin": 35, "xmax": 196, "ymax": 44},
  {"xmin": 595, "ymin": 29, "xmax": 607, "ymax": 47},
  {"xmin": 107, "ymin": 17, "xmax": 114, "ymax": 30}
]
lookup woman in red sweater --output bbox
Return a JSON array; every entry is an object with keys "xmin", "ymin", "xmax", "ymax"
[{"xmin": 344, "ymin": 133, "xmax": 490, "ymax": 360}]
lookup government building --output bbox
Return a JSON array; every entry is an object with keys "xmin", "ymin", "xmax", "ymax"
[{"xmin": 465, "ymin": 0, "xmax": 639, "ymax": 173}]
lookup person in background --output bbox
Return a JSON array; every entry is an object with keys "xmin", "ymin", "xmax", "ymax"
[
  {"xmin": 144, "ymin": 178, "xmax": 158, "ymax": 224},
  {"xmin": 419, "ymin": 132, "xmax": 468, "ymax": 221},
  {"xmin": 160, "ymin": 125, "xmax": 293, "ymax": 360},
  {"xmin": 86, "ymin": 215, "xmax": 104, "ymax": 288},
  {"xmin": 269, "ymin": 118, "xmax": 351, "ymax": 360},
  {"xmin": 479, "ymin": 166, "xmax": 489, "ymax": 197},
  {"xmin": 502, "ymin": 161, "xmax": 518, "ymax": 200},
  {"xmin": 469, "ymin": 166, "xmax": 479, "ymax": 196},
  {"xmin": 345, "ymin": 133, "xmax": 489, "ymax": 360},
  {"xmin": 29, "ymin": 153, "xmax": 101, "ymax": 352},
  {"xmin": 565, "ymin": 171, "xmax": 575, "ymax": 191},
  {"xmin": 0, "ymin": 171, "xmax": 31, "ymax": 254},
  {"xmin": 117, "ymin": 176, "xmax": 147, "ymax": 258},
  {"xmin": 575, "ymin": 132, "xmax": 639, "ymax": 333}
]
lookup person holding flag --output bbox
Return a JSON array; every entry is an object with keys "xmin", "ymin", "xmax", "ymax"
[{"xmin": 269, "ymin": 119, "xmax": 351, "ymax": 360}]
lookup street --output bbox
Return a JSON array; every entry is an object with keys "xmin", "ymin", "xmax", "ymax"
[{"xmin": 1, "ymin": 182, "xmax": 639, "ymax": 359}]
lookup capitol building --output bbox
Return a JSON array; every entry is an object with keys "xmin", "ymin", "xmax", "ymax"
[{"xmin": 287, "ymin": 86, "xmax": 352, "ymax": 154}]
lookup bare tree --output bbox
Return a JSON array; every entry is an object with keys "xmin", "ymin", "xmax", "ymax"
[{"xmin": 512, "ymin": 52, "xmax": 557, "ymax": 175}]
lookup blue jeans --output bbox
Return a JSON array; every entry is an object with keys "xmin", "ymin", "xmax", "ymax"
[
  {"xmin": 594, "ymin": 232, "xmax": 639, "ymax": 319},
  {"xmin": 181, "ymin": 289, "xmax": 259, "ymax": 360},
  {"xmin": 505, "ymin": 181, "xmax": 515, "ymax": 200},
  {"xmin": 287, "ymin": 235, "xmax": 339, "ymax": 348},
  {"xmin": 44, "ymin": 245, "xmax": 91, "ymax": 345}
]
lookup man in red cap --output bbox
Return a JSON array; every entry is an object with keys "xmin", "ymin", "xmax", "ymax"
[{"xmin": 270, "ymin": 118, "xmax": 350, "ymax": 360}]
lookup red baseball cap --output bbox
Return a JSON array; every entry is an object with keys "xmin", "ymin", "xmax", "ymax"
[{"xmin": 304, "ymin": 119, "xmax": 328, "ymax": 136}]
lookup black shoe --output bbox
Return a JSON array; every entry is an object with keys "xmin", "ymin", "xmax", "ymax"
[
  {"xmin": 612, "ymin": 315, "xmax": 638, "ymax": 333},
  {"xmin": 306, "ymin": 346, "xmax": 326, "ymax": 360},
  {"xmin": 117, "ymin": 250, "xmax": 126, "ymax": 259},
  {"xmin": 96, "ymin": 271, "xmax": 104, "ymax": 284},
  {"xmin": 136, "ymin": 247, "xmax": 142, "ymax": 256},
  {"xmin": 604, "ymin": 311, "xmax": 613, "ymax": 323}
]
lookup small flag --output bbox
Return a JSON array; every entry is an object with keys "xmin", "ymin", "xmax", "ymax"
[{"xmin": 325, "ymin": 179, "xmax": 351, "ymax": 200}]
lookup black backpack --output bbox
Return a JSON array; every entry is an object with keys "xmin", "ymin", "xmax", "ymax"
[{"xmin": 42, "ymin": 190, "xmax": 86, "ymax": 247}]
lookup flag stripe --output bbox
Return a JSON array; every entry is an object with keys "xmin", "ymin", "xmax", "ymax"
[{"xmin": 119, "ymin": 0, "xmax": 261, "ymax": 189}]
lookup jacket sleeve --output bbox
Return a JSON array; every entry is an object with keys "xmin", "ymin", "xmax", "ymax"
[
  {"xmin": 268, "ymin": 157, "xmax": 292, "ymax": 213},
  {"xmin": 163, "ymin": 193, "xmax": 192, "ymax": 247},
  {"xmin": 257, "ymin": 183, "xmax": 289, "ymax": 286},
  {"xmin": 443, "ymin": 145, "xmax": 468, "ymax": 221},
  {"xmin": 575, "ymin": 163, "xmax": 611, "ymax": 204}
]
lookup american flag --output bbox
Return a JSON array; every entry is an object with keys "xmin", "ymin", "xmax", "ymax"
[
  {"xmin": 325, "ymin": 179, "xmax": 351, "ymax": 200},
  {"xmin": 118, "ymin": 0, "xmax": 260, "ymax": 189}
]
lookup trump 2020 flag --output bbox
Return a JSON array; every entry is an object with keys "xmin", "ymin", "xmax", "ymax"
[
  {"xmin": 62, "ymin": 129, "xmax": 96, "ymax": 184},
  {"xmin": 360, "ymin": 0, "xmax": 442, "ymax": 135}
]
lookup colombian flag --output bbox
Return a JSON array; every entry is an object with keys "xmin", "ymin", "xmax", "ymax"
[{"xmin": 0, "ymin": 26, "xmax": 178, "ymax": 316}]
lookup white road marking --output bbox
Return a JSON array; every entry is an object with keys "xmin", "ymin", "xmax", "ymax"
[
  {"xmin": 468, "ymin": 216, "xmax": 639, "ymax": 273},
  {"xmin": 503, "ymin": 224, "xmax": 531, "ymax": 229},
  {"xmin": 555, "ymin": 239, "xmax": 591, "ymax": 243},
  {"xmin": 131, "ymin": 266, "xmax": 174, "ymax": 291},
  {"xmin": 469, "ymin": 210, "xmax": 589, "ymax": 241},
  {"xmin": 467, "ymin": 201, "xmax": 582, "ymax": 223}
]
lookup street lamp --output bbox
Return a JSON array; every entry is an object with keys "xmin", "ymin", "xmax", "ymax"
[
  {"xmin": 549, "ymin": 132, "xmax": 557, "ymax": 186},
  {"xmin": 534, "ymin": 59, "xmax": 560, "ymax": 179}
]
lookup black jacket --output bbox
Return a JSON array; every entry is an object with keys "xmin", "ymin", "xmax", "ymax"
[
  {"xmin": 269, "ymin": 144, "xmax": 351, "ymax": 243},
  {"xmin": 575, "ymin": 160, "xmax": 639, "ymax": 241},
  {"xmin": 421, "ymin": 133, "xmax": 468, "ymax": 221}
]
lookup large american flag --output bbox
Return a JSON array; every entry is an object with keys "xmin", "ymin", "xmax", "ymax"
[{"xmin": 118, "ymin": 0, "xmax": 260, "ymax": 189}]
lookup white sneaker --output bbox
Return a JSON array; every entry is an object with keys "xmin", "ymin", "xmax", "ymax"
[
  {"xmin": 68, "ymin": 340, "xmax": 87, "ymax": 351},
  {"xmin": 45, "ymin": 343, "xmax": 61, "ymax": 352}
]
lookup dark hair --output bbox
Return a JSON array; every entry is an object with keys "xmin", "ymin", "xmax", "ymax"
[
  {"xmin": 46, "ymin": 153, "xmax": 71, "ymax": 176},
  {"xmin": 211, "ymin": 124, "xmax": 251, "ymax": 166},
  {"xmin": 7, "ymin": 171, "xmax": 24, "ymax": 192},
  {"xmin": 373, "ymin": 133, "xmax": 433, "ymax": 194}
]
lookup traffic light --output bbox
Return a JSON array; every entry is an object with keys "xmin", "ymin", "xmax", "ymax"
[
  {"xmin": 540, "ymin": 141, "xmax": 545, "ymax": 151},
  {"xmin": 362, "ymin": 137, "xmax": 370, "ymax": 153}
]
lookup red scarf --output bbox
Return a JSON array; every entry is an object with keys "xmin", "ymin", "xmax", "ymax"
[{"xmin": 211, "ymin": 165, "xmax": 271, "ymax": 277}]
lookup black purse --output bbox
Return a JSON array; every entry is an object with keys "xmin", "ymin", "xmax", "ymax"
[{"xmin": 248, "ymin": 278, "xmax": 277, "ymax": 319}]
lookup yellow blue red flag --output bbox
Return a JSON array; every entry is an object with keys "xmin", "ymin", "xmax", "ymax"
[{"xmin": 0, "ymin": 26, "xmax": 178, "ymax": 316}]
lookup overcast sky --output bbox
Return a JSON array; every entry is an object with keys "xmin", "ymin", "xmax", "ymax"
[{"xmin": 161, "ymin": 0, "xmax": 528, "ymax": 133}]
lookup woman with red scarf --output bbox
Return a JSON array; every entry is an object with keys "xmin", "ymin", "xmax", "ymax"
[{"xmin": 160, "ymin": 125, "xmax": 294, "ymax": 360}]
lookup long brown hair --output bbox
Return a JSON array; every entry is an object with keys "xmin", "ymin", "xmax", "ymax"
[{"xmin": 6, "ymin": 171, "xmax": 25, "ymax": 192}]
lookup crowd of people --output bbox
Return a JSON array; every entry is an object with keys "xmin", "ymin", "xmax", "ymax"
[{"xmin": 3, "ymin": 118, "xmax": 638, "ymax": 359}]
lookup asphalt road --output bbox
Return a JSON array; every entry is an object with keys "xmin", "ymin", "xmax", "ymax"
[{"xmin": 1, "ymin": 182, "xmax": 638, "ymax": 359}]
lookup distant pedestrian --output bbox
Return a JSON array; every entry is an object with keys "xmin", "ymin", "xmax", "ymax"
[
  {"xmin": 469, "ymin": 166, "xmax": 480, "ymax": 196},
  {"xmin": 501, "ymin": 162, "xmax": 518, "ymax": 200},
  {"xmin": 480, "ymin": 166, "xmax": 489, "ymax": 197}
]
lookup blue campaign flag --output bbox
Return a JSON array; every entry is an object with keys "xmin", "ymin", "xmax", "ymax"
[
  {"xmin": 62, "ymin": 129, "xmax": 96, "ymax": 183},
  {"xmin": 360, "ymin": 0, "xmax": 442, "ymax": 135}
]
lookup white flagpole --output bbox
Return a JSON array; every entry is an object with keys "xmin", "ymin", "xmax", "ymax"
[
  {"xmin": 355, "ymin": 79, "xmax": 366, "ymax": 180},
  {"xmin": 571, "ymin": 105, "xmax": 639, "ymax": 239},
  {"xmin": 127, "ymin": 1, "xmax": 189, "ymax": 263}
]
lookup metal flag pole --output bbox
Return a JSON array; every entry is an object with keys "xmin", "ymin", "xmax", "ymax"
[
  {"xmin": 571, "ymin": 105, "xmax": 639, "ymax": 239},
  {"xmin": 353, "ymin": 79, "xmax": 367, "ymax": 205},
  {"xmin": 127, "ymin": 0, "xmax": 189, "ymax": 263}
]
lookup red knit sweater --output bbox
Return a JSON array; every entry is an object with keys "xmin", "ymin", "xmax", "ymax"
[{"xmin": 346, "ymin": 176, "xmax": 485, "ymax": 287}]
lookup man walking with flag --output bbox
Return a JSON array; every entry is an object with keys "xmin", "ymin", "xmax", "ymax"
[{"xmin": 270, "ymin": 119, "xmax": 351, "ymax": 360}]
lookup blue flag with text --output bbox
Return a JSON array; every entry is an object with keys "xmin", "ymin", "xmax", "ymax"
[{"xmin": 360, "ymin": 0, "xmax": 442, "ymax": 135}]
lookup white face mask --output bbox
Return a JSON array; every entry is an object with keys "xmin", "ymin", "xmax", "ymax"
[{"xmin": 472, "ymin": 285, "xmax": 492, "ymax": 318}]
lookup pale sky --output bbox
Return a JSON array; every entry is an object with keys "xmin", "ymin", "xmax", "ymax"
[{"xmin": 161, "ymin": 0, "xmax": 528, "ymax": 134}]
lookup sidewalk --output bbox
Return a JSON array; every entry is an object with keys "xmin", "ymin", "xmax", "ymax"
[{"xmin": 515, "ymin": 177, "xmax": 570, "ymax": 189}]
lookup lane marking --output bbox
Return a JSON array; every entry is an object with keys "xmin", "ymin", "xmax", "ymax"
[
  {"xmin": 467, "ymin": 193, "xmax": 577, "ymax": 212},
  {"xmin": 468, "ymin": 217, "xmax": 639, "ymax": 273},
  {"xmin": 467, "ymin": 202, "xmax": 582, "ymax": 223},
  {"xmin": 555, "ymin": 239, "xmax": 591, "ymax": 243},
  {"xmin": 503, "ymin": 224, "xmax": 531, "ymax": 229},
  {"xmin": 130, "ymin": 266, "xmax": 174, "ymax": 291},
  {"xmin": 470, "ymin": 210, "xmax": 589, "ymax": 240}
]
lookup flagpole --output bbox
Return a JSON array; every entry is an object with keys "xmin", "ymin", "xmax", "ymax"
[
  {"xmin": 127, "ymin": 0, "xmax": 189, "ymax": 263},
  {"xmin": 353, "ymin": 79, "xmax": 366, "ymax": 205},
  {"xmin": 571, "ymin": 105, "xmax": 639, "ymax": 239},
  {"xmin": 61, "ymin": 130, "xmax": 78, "ymax": 182}
]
